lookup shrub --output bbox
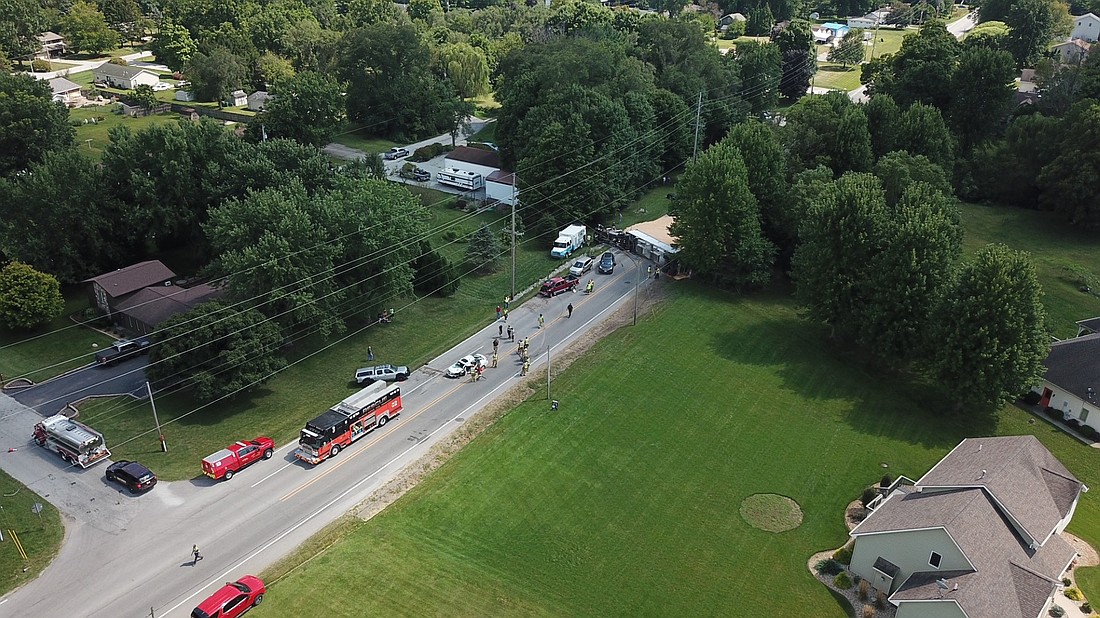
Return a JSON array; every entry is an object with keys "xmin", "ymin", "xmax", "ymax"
[
  {"xmin": 1045, "ymin": 407, "xmax": 1062, "ymax": 419},
  {"xmin": 862, "ymin": 604, "xmax": 874, "ymax": 618},
  {"xmin": 875, "ymin": 591, "xmax": 887, "ymax": 610},
  {"xmin": 860, "ymin": 487, "xmax": 878, "ymax": 507},
  {"xmin": 1022, "ymin": 391, "xmax": 1042, "ymax": 405},
  {"xmin": 858, "ymin": 579, "xmax": 870, "ymax": 601},
  {"xmin": 1082, "ymin": 602, "xmax": 1092, "ymax": 614},
  {"xmin": 31, "ymin": 59, "xmax": 50, "ymax": 72},
  {"xmin": 834, "ymin": 572, "xmax": 853, "ymax": 590},
  {"xmin": 108, "ymin": 57, "xmax": 128, "ymax": 66},
  {"xmin": 1064, "ymin": 578, "xmax": 1073, "ymax": 586},
  {"xmin": 1082, "ymin": 426, "xmax": 1100, "ymax": 440},
  {"xmin": 441, "ymin": 229, "xmax": 459, "ymax": 242},
  {"xmin": 1067, "ymin": 419, "xmax": 1082, "ymax": 429},
  {"xmin": 834, "ymin": 545, "xmax": 854, "ymax": 565},
  {"xmin": 409, "ymin": 142, "xmax": 452, "ymax": 162},
  {"xmin": 880, "ymin": 474, "xmax": 893, "ymax": 487},
  {"xmin": 1050, "ymin": 604, "xmax": 1065, "ymax": 617},
  {"xmin": 815, "ymin": 559, "xmax": 843, "ymax": 576},
  {"xmin": 1066, "ymin": 588, "xmax": 1084, "ymax": 601}
]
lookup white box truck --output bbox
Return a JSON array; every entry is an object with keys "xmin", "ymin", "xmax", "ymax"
[{"xmin": 551, "ymin": 225, "xmax": 586, "ymax": 258}]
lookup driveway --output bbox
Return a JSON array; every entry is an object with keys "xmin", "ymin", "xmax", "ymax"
[{"xmin": 10, "ymin": 358, "xmax": 149, "ymax": 415}]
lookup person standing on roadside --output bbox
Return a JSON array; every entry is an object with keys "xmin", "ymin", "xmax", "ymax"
[
  {"xmin": 567, "ymin": 304, "xmax": 573, "ymax": 318},
  {"xmin": 503, "ymin": 308, "xmax": 509, "ymax": 321},
  {"xmin": 367, "ymin": 345, "xmax": 374, "ymax": 361},
  {"xmin": 496, "ymin": 305, "xmax": 502, "ymax": 320}
]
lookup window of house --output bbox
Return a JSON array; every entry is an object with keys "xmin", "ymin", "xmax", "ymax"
[
  {"xmin": 1082, "ymin": 408, "xmax": 1090, "ymax": 422},
  {"xmin": 929, "ymin": 552, "xmax": 942, "ymax": 568}
]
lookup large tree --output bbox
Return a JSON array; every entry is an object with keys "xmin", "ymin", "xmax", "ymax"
[
  {"xmin": 61, "ymin": 0, "xmax": 120, "ymax": 54},
  {"xmin": 948, "ymin": 46, "xmax": 1016, "ymax": 150},
  {"xmin": 926, "ymin": 244, "xmax": 1048, "ymax": 410},
  {"xmin": 774, "ymin": 19, "xmax": 815, "ymax": 100},
  {"xmin": 828, "ymin": 28, "xmax": 866, "ymax": 68},
  {"xmin": 464, "ymin": 223, "xmax": 502, "ymax": 272},
  {"xmin": 0, "ymin": 0, "xmax": 51, "ymax": 64},
  {"xmin": 874, "ymin": 150, "xmax": 952, "ymax": 206},
  {"xmin": 0, "ymin": 74, "xmax": 75, "ymax": 177},
  {"xmin": 186, "ymin": 46, "xmax": 248, "ymax": 105},
  {"xmin": 669, "ymin": 139, "xmax": 775, "ymax": 288},
  {"xmin": 1038, "ymin": 102, "xmax": 1100, "ymax": 229},
  {"xmin": 793, "ymin": 172, "xmax": 889, "ymax": 338},
  {"xmin": 146, "ymin": 301, "xmax": 286, "ymax": 403},
  {"xmin": 726, "ymin": 121, "xmax": 790, "ymax": 251},
  {"xmin": 871, "ymin": 19, "xmax": 960, "ymax": 111},
  {"xmin": 252, "ymin": 71, "xmax": 345, "ymax": 146},
  {"xmin": 863, "ymin": 94, "xmax": 901, "ymax": 159},
  {"xmin": 149, "ymin": 19, "xmax": 197, "ymax": 72},
  {"xmin": 735, "ymin": 41, "xmax": 781, "ymax": 114},
  {"xmin": 439, "ymin": 41, "xmax": 490, "ymax": 99},
  {"xmin": 782, "ymin": 91, "xmax": 872, "ymax": 175},
  {"xmin": 0, "ymin": 261, "xmax": 65, "ymax": 330},
  {"xmin": 1004, "ymin": 0, "xmax": 1063, "ymax": 68},
  {"xmin": 895, "ymin": 102, "xmax": 954, "ymax": 172}
]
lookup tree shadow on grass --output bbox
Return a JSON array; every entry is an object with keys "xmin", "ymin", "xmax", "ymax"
[
  {"xmin": 710, "ymin": 314, "xmax": 996, "ymax": 449},
  {"xmin": 169, "ymin": 386, "xmax": 276, "ymax": 428}
]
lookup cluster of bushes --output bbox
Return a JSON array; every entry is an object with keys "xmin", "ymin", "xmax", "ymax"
[
  {"xmin": 833, "ymin": 572, "xmax": 852, "ymax": 590},
  {"xmin": 815, "ymin": 559, "xmax": 844, "ymax": 576},
  {"xmin": 1022, "ymin": 391, "xmax": 1042, "ymax": 405},
  {"xmin": 860, "ymin": 487, "xmax": 879, "ymax": 508},
  {"xmin": 833, "ymin": 545, "xmax": 853, "ymax": 565},
  {"xmin": 1083, "ymin": 602, "xmax": 1093, "ymax": 614},
  {"xmin": 409, "ymin": 142, "xmax": 452, "ymax": 162},
  {"xmin": 1066, "ymin": 588, "xmax": 1084, "ymax": 601},
  {"xmin": 1040, "ymin": 407, "xmax": 1100, "ymax": 440}
]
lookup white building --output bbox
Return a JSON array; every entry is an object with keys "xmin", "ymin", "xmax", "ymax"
[
  {"xmin": 1053, "ymin": 38, "xmax": 1091, "ymax": 64},
  {"xmin": 49, "ymin": 77, "xmax": 82, "ymax": 106},
  {"xmin": 1072, "ymin": 12, "xmax": 1100, "ymax": 42},
  {"xmin": 93, "ymin": 64, "xmax": 159, "ymax": 90},
  {"xmin": 1032, "ymin": 319, "xmax": 1100, "ymax": 429},
  {"xmin": 247, "ymin": 90, "xmax": 272, "ymax": 111},
  {"xmin": 485, "ymin": 170, "xmax": 517, "ymax": 206},
  {"xmin": 225, "ymin": 89, "xmax": 247, "ymax": 107}
]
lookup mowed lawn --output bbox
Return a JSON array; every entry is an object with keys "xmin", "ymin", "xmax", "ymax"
[
  {"xmin": 0, "ymin": 291, "xmax": 112, "ymax": 383},
  {"xmin": 814, "ymin": 29, "xmax": 906, "ymax": 92},
  {"xmin": 259, "ymin": 284, "xmax": 1098, "ymax": 616},
  {"xmin": 958, "ymin": 202, "xmax": 1100, "ymax": 339},
  {"xmin": 0, "ymin": 469, "xmax": 62, "ymax": 595}
]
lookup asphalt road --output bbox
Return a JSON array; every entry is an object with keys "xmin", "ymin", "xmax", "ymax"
[
  {"xmin": 10, "ymin": 357, "xmax": 150, "ymax": 415},
  {"xmin": 0, "ymin": 250, "xmax": 652, "ymax": 617}
]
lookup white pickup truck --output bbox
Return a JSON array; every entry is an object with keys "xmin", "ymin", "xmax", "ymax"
[{"xmin": 355, "ymin": 364, "xmax": 410, "ymax": 384}]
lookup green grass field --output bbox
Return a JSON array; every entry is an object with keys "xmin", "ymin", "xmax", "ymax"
[
  {"xmin": 0, "ymin": 291, "xmax": 113, "ymax": 384},
  {"xmin": 958, "ymin": 202, "xmax": 1100, "ymax": 339},
  {"xmin": 70, "ymin": 105, "xmax": 180, "ymax": 158},
  {"xmin": 329, "ymin": 127, "xmax": 399, "ymax": 154},
  {"xmin": 0, "ymin": 469, "xmax": 63, "ymax": 595},
  {"xmin": 813, "ymin": 29, "xmax": 907, "ymax": 91},
  {"xmin": 258, "ymin": 282, "xmax": 1100, "ymax": 616}
]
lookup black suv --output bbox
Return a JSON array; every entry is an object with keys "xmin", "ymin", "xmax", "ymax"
[
  {"xmin": 106, "ymin": 460, "xmax": 157, "ymax": 493},
  {"xmin": 598, "ymin": 252, "xmax": 615, "ymax": 274}
]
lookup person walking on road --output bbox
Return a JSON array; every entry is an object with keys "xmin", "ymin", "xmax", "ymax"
[
  {"xmin": 491, "ymin": 353, "xmax": 498, "ymax": 368},
  {"xmin": 522, "ymin": 360, "xmax": 530, "ymax": 376},
  {"xmin": 503, "ymin": 308, "xmax": 509, "ymax": 321},
  {"xmin": 647, "ymin": 265, "xmax": 652, "ymax": 278},
  {"xmin": 503, "ymin": 296, "xmax": 509, "ymax": 310},
  {"xmin": 192, "ymin": 545, "xmax": 203, "ymax": 564},
  {"xmin": 567, "ymin": 303, "xmax": 573, "ymax": 318},
  {"xmin": 499, "ymin": 324, "xmax": 504, "ymax": 337},
  {"xmin": 538, "ymin": 314, "xmax": 545, "ymax": 329},
  {"xmin": 367, "ymin": 345, "xmax": 374, "ymax": 361},
  {"xmin": 507, "ymin": 325, "xmax": 514, "ymax": 341},
  {"xmin": 493, "ymin": 338, "xmax": 499, "ymax": 353},
  {"xmin": 586, "ymin": 280, "xmax": 594, "ymax": 294}
]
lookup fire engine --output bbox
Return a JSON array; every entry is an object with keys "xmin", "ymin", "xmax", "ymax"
[
  {"xmin": 295, "ymin": 381, "xmax": 402, "ymax": 465},
  {"xmin": 32, "ymin": 414, "xmax": 111, "ymax": 468}
]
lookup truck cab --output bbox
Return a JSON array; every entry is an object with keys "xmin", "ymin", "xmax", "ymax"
[{"xmin": 202, "ymin": 437, "xmax": 275, "ymax": 480}]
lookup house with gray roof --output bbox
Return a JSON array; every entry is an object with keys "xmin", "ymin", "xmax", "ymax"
[
  {"xmin": 849, "ymin": 436, "xmax": 1087, "ymax": 618},
  {"xmin": 49, "ymin": 77, "xmax": 82, "ymax": 105},
  {"xmin": 1032, "ymin": 330, "xmax": 1100, "ymax": 428},
  {"xmin": 93, "ymin": 63, "xmax": 160, "ymax": 90},
  {"xmin": 113, "ymin": 283, "xmax": 223, "ymax": 334}
]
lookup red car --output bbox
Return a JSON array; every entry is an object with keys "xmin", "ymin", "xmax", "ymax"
[
  {"xmin": 202, "ymin": 437, "xmax": 275, "ymax": 481},
  {"xmin": 539, "ymin": 276, "xmax": 577, "ymax": 297},
  {"xmin": 192, "ymin": 575, "xmax": 265, "ymax": 618}
]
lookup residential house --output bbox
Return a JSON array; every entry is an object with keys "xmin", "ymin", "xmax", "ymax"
[
  {"xmin": 443, "ymin": 146, "xmax": 501, "ymax": 178},
  {"xmin": 1053, "ymin": 39, "xmax": 1091, "ymax": 64},
  {"xmin": 849, "ymin": 436, "xmax": 1086, "ymax": 618},
  {"xmin": 1071, "ymin": 12, "xmax": 1100, "ymax": 42},
  {"xmin": 625, "ymin": 215, "xmax": 680, "ymax": 268},
  {"xmin": 35, "ymin": 32, "xmax": 66, "ymax": 59},
  {"xmin": 485, "ymin": 170, "xmax": 517, "ymax": 206},
  {"xmin": 93, "ymin": 63, "xmax": 159, "ymax": 90},
  {"xmin": 1032, "ymin": 327, "xmax": 1100, "ymax": 429},
  {"xmin": 112, "ymin": 283, "xmax": 223, "ymax": 335},
  {"xmin": 225, "ymin": 89, "xmax": 247, "ymax": 107},
  {"xmin": 717, "ymin": 13, "xmax": 746, "ymax": 31},
  {"xmin": 1018, "ymin": 68, "xmax": 1038, "ymax": 93},
  {"xmin": 85, "ymin": 260, "xmax": 177, "ymax": 320},
  {"xmin": 49, "ymin": 77, "xmax": 82, "ymax": 106},
  {"xmin": 847, "ymin": 9, "xmax": 889, "ymax": 29},
  {"xmin": 813, "ymin": 22, "xmax": 850, "ymax": 44},
  {"xmin": 247, "ymin": 90, "xmax": 272, "ymax": 112}
]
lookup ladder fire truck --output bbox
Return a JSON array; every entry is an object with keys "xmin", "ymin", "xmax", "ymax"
[
  {"xmin": 33, "ymin": 414, "xmax": 111, "ymax": 468},
  {"xmin": 295, "ymin": 381, "xmax": 402, "ymax": 465}
]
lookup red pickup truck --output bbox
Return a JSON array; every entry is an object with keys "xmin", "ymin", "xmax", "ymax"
[{"xmin": 202, "ymin": 437, "xmax": 275, "ymax": 480}]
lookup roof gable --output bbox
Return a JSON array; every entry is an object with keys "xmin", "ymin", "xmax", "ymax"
[
  {"xmin": 94, "ymin": 63, "xmax": 156, "ymax": 81},
  {"xmin": 1042, "ymin": 333, "xmax": 1100, "ymax": 408},
  {"xmin": 85, "ymin": 260, "xmax": 177, "ymax": 298},
  {"xmin": 49, "ymin": 77, "xmax": 81, "ymax": 94},
  {"xmin": 114, "ymin": 283, "xmax": 222, "ymax": 327},
  {"xmin": 446, "ymin": 146, "xmax": 501, "ymax": 168}
]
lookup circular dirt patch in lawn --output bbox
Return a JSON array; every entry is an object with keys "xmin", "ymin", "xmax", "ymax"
[{"xmin": 740, "ymin": 494, "xmax": 803, "ymax": 533}]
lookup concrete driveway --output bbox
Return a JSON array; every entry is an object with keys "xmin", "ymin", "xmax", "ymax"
[{"xmin": 9, "ymin": 358, "xmax": 149, "ymax": 415}]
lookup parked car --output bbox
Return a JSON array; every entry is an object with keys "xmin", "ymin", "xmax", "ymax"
[
  {"xmin": 446, "ymin": 354, "xmax": 487, "ymax": 378},
  {"xmin": 201, "ymin": 438, "xmax": 275, "ymax": 481},
  {"xmin": 569, "ymin": 256, "xmax": 594, "ymax": 277},
  {"xmin": 383, "ymin": 147, "xmax": 410, "ymax": 160},
  {"xmin": 399, "ymin": 166, "xmax": 431, "ymax": 181},
  {"xmin": 105, "ymin": 460, "xmax": 157, "ymax": 493},
  {"xmin": 598, "ymin": 252, "xmax": 615, "ymax": 274},
  {"xmin": 354, "ymin": 364, "xmax": 410, "ymax": 384},
  {"xmin": 95, "ymin": 337, "xmax": 151, "ymax": 366},
  {"xmin": 151, "ymin": 81, "xmax": 172, "ymax": 91},
  {"xmin": 191, "ymin": 575, "xmax": 265, "ymax": 618},
  {"xmin": 539, "ymin": 277, "xmax": 577, "ymax": 297}
]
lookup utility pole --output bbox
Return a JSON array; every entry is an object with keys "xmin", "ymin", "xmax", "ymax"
[
  {"xmin": 633, "ymin": 260, "xmax": 640, "ymax": 326},
  {"xmin": 146, "ymin": 381, "xmax": 167, "ymax": 452},
  {"xmin": 691, "ymin": 91, "xmax": 703, "ymax": 162},
  {"xmin": 511, "ymin": 176, "xmax": 517, "ymax": 302}
]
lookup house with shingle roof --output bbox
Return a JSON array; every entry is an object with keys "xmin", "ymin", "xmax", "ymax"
[
  {"xmin": 93, "ymin": 63, "xmax": 160, "ymax": 90},
  {"xmin": 1053, "ymin": 38, "xmax": 1091, "ymax": 64},
  {"xmin": 85, "ymin": 261, "xmax": 224, "ymax": 334},
  {"xmin": 849, "ymin": 436, "xmax": 1087, "ymax": 618},
  {"xmin": 1032, "ymin": 328, "xmax": 1100, "ymax": 428}
]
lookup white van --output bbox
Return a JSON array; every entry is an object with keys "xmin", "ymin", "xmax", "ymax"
[{"xmin": 569, "ymin": 256, "xmax": 594, "ymax": 277}]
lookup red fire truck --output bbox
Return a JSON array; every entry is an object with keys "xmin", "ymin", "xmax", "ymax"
[{"xmin": 294, "ymin": 381, "xmax": 402, "ymax": 465}]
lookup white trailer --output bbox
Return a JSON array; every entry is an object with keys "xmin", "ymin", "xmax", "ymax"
[{"xmin": 33, "ymin": 414, "xmax": 111, "ymax": 468}]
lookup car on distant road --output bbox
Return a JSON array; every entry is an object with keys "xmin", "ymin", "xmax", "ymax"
[
  {"xmin": 355, "ymin": 364, "xmax": 410, "ymax": 384},
  {"xmin": 539, "ymin": 276, "xmax": 577, "ymax": 297},
  {"xmin": 446, "ymin": 354, "xmax": 487, "ymax": 378},
  {"xmin": 598, "ymin": 252, "xmax": 615, "ymax": 274},
  {"xmin": 191, "ymin": 575, "xmax": 265, "ymax": 618},
  {"xmin": 105, "ymin": 460, "xmax": 157, "ymax": 493},
  {"xmin": 151, "ymin": 81, "xmax": 172, "ymax": 91},
  {"xmin": 202, "ymin": 437, "xmax": 275, "ymax": 481},
  {"xmin": 383, "ymin": 147, "xmax": 410, "ymax": 160}
]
